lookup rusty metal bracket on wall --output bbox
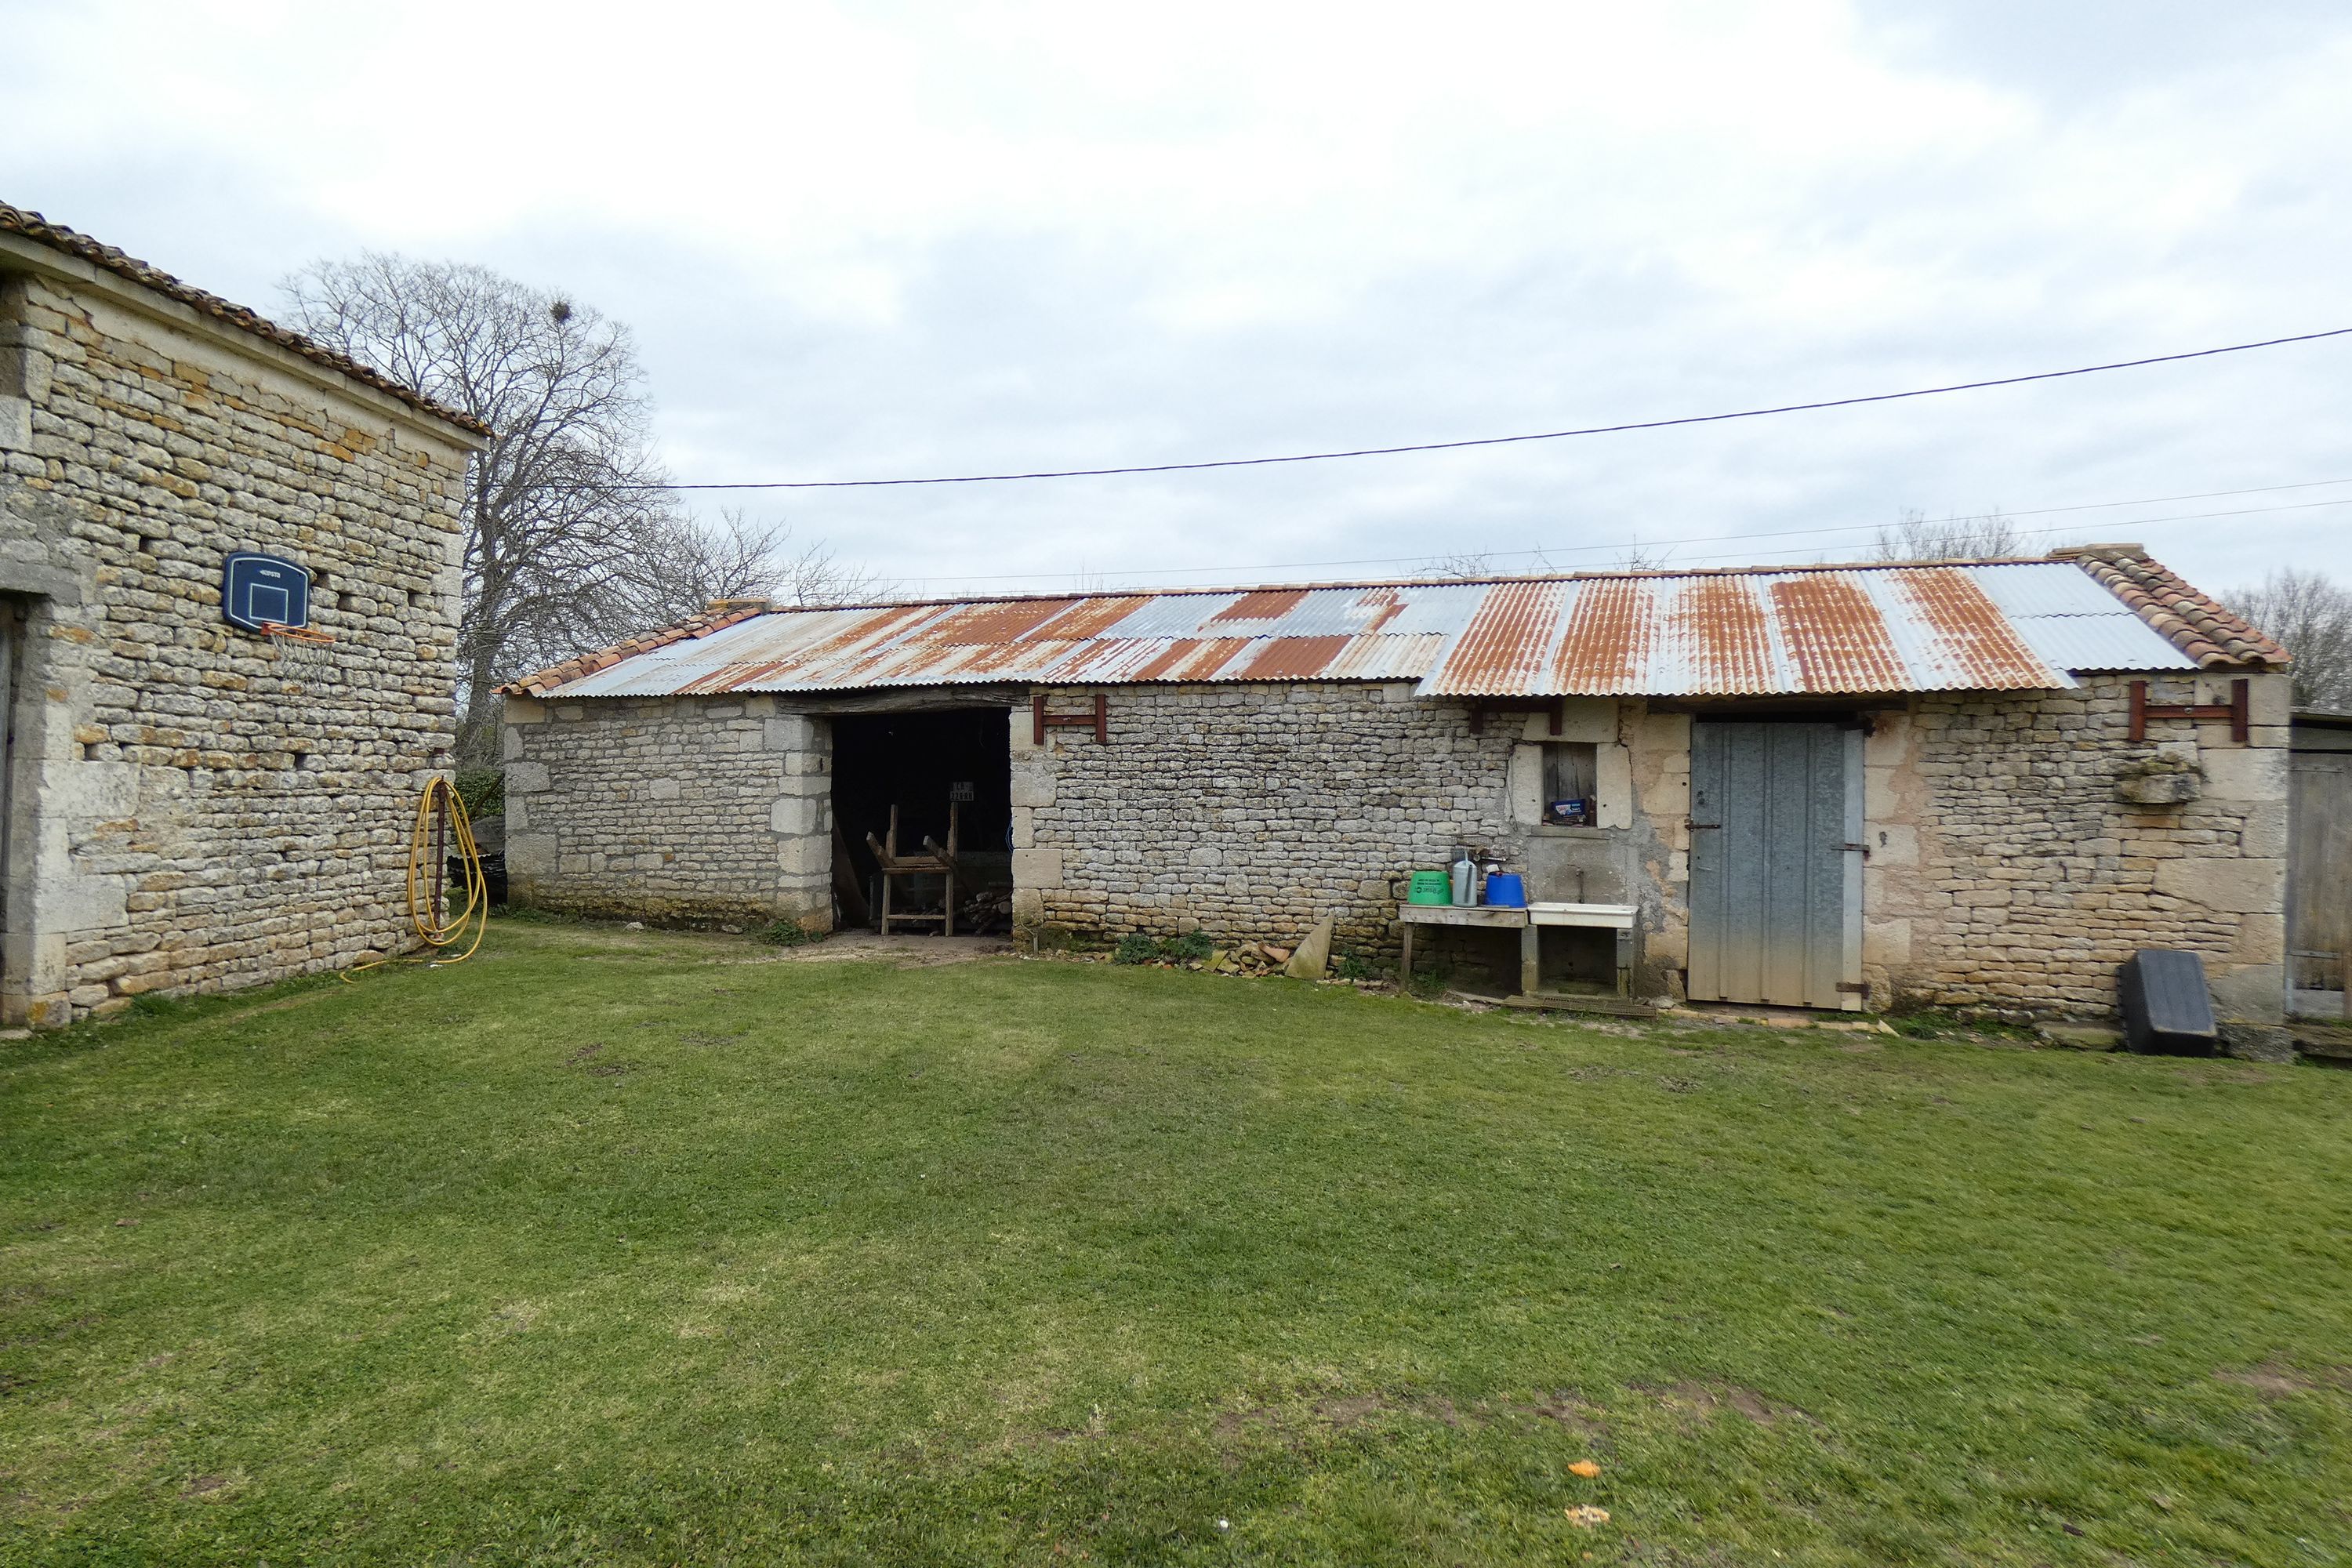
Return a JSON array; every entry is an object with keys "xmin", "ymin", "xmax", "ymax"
[
  {"xmin": 1033, "ymin": 691, "xmax": 1108, "ymax": 745},
  {"xmin": 2129, "ymin": 677, "xmax": 2248, "ymax": 744},
  {"xmin": 1468, "ymin": 698, "xmax": 1563, "ymax": 735}
]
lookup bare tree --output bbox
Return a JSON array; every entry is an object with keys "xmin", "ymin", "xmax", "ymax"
[
  {"xmin": 611, "ymin": 509, "xmax": 895, "ymax": 628},
  {"xmin": 281, "ymin": 254, "xmax": 687, "ymax": 761},
  {"xmin": 1872, "ymin": 508, "xmax": 2024, "ymax": 561},
  {"xmin": 2221, "ymin": 568, "xmax": 2352, "ymax": 710},
  {"xmin": 1414, "ymin": 551, "xmax": 1498, "ymax": 579}
]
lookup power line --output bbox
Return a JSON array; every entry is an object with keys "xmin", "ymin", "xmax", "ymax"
[
  {"xmin": 1646, "ymin": 497, "xmax": 2352, "ymax": 569},
  {"xmin": 891, "ymin": 476, "xmax": 2352, "ymax": 588},
  {"xmin": 661, "ymin": 327, "xmax": 2350, "ymax": 491}
]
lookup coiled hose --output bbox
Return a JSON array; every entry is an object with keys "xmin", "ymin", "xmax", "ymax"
[{"xmin": 347, "ymin": 774, "xmax": 490, "ymax": 975}]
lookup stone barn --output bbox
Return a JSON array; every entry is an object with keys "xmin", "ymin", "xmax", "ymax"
[
  {"xmin": 499, "ymin": 546, "xmax": 2292, "ymax": 1025},
  {"xmin": 0, "ymin": 205, "xmax": 485, "ymax": 1025}
]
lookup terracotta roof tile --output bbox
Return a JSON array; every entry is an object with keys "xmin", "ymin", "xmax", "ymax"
[
  {"xmin": 2049, "ymin": 543, "xmax": 2290, "ymax": 669},
  {"xmin": 0, "ymin": 202, "xmax": 490, "ymax": 437}
]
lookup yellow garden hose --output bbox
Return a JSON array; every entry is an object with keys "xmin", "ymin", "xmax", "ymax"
[{"xmin": 346, "ymin": 775, "xmax": 491, "ymax": 976}]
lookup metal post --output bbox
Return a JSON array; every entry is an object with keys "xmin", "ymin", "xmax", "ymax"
[{"xmin": 431, "ymin": 786, "xmax": 448, "ymax": 933}]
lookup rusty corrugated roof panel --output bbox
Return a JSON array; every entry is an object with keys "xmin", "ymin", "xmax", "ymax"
[
  {"xmin": 525, "ymin": 556, "xmax": 2225, "ymax": 700},
  {"xmin": 1414, "ymin": 566, "xmax": 2132, "ymax": 696}
]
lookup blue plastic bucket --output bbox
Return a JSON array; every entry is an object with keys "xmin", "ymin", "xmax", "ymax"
[{"xmin": 1482, "ymin": 872, "xmax": 1526, "ymax": 908}]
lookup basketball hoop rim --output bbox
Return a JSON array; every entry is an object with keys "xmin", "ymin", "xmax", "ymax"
[{"xmin": 260, "ymin": 621, "xmax": 336, "ymax": 646}]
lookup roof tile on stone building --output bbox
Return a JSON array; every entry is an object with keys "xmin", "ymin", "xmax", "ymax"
[
  {"xmin": 2050, "ymin": 543, "xmax": 2290, "ymax": 669},
  {"xmin": 503, "ymin": 548, "xmax": 2281, "ymax": 702},
  {"xmin": 0, "ymin": 202, "xmax": 491, "ymax": 437}
]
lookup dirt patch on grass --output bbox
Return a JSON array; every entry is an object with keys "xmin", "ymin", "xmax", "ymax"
[
  {"xmin": 1634, "ymin": 1380, "xmax": 1804, "ymax": 1427},
  {"xmin": 2216, "ymin": 1360, "xmax": 2352, "ymax": 1399},
  {"xmin": 562, "ymin": 1043, "xmax": 638, "ymax": 1078}
]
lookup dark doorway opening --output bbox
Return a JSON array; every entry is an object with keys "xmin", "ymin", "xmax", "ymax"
[{"xmin": 830, "ymin": 709, "xmax": 1013, "ymax": 934}]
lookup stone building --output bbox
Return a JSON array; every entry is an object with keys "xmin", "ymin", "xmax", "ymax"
[
  {"xmin": 499, "ymin": 549, "xmax": 2292, "ymax": 1025},
  {"xmin": 0, "ymin": 204, "xmax": 485, "ymax": 1025}
]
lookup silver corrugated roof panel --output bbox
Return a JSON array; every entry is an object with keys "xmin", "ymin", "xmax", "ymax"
[{"xmin": 535, "ymin": 558, "xmax": 2220, "ymax": 700}]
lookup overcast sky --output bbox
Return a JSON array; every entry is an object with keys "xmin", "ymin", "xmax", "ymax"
[{"xmin": 7, "ymin": 0, "xmax": 2347, "ymax": 597}]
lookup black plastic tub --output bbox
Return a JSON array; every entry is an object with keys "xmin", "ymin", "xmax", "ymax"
[
  {"xmin": 2118, "ymin": 949, "xmax": 2216, "ymax": 1055},
  {"xmin": 447, "ymin": 852, "xmax": 509, "ymax": 908}
]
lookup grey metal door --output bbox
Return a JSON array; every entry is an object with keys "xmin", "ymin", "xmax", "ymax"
[{"xmin": 1688, "ymin": 721, "xmax": 1863, "ymax": 1009}]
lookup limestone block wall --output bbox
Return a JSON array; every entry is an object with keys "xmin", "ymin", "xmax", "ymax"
[
  {"xmin": 0, "ymin": 261, "xmax": 475, "ymax": 1024},
  {"xmin": 503, "ymin": 693, "xmax": 832, "ymax": 927},
  {"xmin": 1860, "ymin": 671, "xmax": 2290, "ymax": 1021},
  {"xmin": 1011, "ymin": 682, "xmax": 1682, "ymax": 981}
]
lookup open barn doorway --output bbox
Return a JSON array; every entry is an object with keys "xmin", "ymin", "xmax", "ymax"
[{"xmin": 829, "ymin": 708, "xmax": 1014, "ymax": 935}]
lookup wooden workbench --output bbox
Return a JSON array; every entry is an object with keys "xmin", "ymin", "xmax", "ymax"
[{"xmin": 1397, "ymin": 901, "xmax": 1637, "ymax": 996}]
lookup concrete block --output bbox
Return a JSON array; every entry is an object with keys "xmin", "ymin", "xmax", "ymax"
[
  {"xmin": 1284, "ymin": 920, "xmax": 1333, "ymax": 979},
  {"xmin": 2228, "ymin": 911, "xmax": 2285, "ymax": 965},
  {"xmin": 2218, "ymin": 1022, "xmax": 2295, "ymax": 1063},
  {"xmin": 1864, "ymin": 764, "xmax": 1904, "ymax": 822},
  {"xmin": 33, "ymin": 873, "xmax": 128, "ymax": 931},
  {"xmin": 32, "ymin": 760, "xmax": 138, "ymax": 819},
  {"xmin": 1011, "ymin": 760, "xmax": 1056, "ymax": 808},
  {"xmin": 1862, "ymin": 713, "xmax": 1911, "ymax": 770},
  {"xmin": 1596, "ymin": 744, "xmax": 1632, "ymax": 830},
  {"xmin": 1011, "ymin": 806, "xmax": 1034, "ymax": 850},
  {"xmin": 1526, "ymin": 700, "xmax": 1616, "ymax": 745},
  {"xmin": 2, "ymin": 931, "xmax": 67, "ymax": 993},
  {"xmin": 2201, "ymin": 747, "xmax": 2286, "ymax": 803},
  {"xmin": 501, "ymin": 727, "xmax": 528, "ymax": 762},
  {"xmin": 1012, "ymin": 848, "xmax": 1065, "ymax": 890},
  {"xmin": 2152, "ymin": 857, "xmax": 2282, "ymax": 915},
  {"xmin": 778, "ymin": 834, "xmax": 829, "ymax": 877},
  {"xmin": 505, "ymin": 761, "xmax": 550, "ymax": 794},
  {"xmin": 1864, "ymin": 915, "xmax": 1911, "ymax": 968},
  {"xmin": 2247, "ymin": 673, "xmax": 2293, "ymax": 728},
  {"xmin": 1506, "ymin": 744, "xmax": 1542, "ymax": 823},
  {"xmin": 770, "ymin": 795, "xmax": 823, "ymax": 837},
  {"xmin": 764, "ymin": 716, "xmax": 815, "ymax": 753},
  {"xmin": 506, "ymin": 833, "xmax": 557, "ymax": 874},
  {"xmin": 1871, "ymin": 823, "xmax": 1919, "ymax": 867},
  {"xmin": 2209, "ymin": 964, "xmax": 2285, "ymax": 1024},
  {"xmin": 503, "ymin": 695, "xmax": 546, "ymax": 724},
  {"xmin": 1011, "ymin": 887, "xmax": 1045, "ymax": 926}
]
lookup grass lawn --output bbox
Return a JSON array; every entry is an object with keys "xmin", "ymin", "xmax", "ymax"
[{"xmin": 4, "ymin": 920, "xmax": 2349, "ymax": 1566}]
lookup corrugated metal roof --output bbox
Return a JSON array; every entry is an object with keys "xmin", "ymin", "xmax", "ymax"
[{"xmin": 536, "ymin": 560, "xmax": 2205, "ymax": 700}]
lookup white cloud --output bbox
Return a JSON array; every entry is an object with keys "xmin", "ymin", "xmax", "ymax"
[{"xmin": 5, "ymin": 0, "xmax": 2349, "ymax": 597}]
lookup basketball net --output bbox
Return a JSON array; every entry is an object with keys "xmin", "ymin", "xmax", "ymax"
[{"xmin": 261, "ymin": 622, "xmax": 337, "ymax": 693}]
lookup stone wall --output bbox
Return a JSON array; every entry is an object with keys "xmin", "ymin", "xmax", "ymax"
[
  {"xmin": 0, "ymin": 255, "xmax": 476, "ymax": 1023},
  {"xmin": 502, "ymin": 693, "xmax": 832, "ymax": 926},
  {"xmin": 499, "ymin": 670, "xmax": 2288, "ymax": 1023},
  {"xmin": 1014, "ymin": 677, "xmax": 2284, "ymax": 1018},
  {"xmin": 1011, "ymin": 682, "xmax": 1684, "ymax": 982},
  {"xmin": 1862, "ymin": 670, "xmax": 2289, "ymax": 1022}
]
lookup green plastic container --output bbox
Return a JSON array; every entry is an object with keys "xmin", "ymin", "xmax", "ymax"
[{"xmin": 1406, "ymin": 869, "xmax": 1452, "ymax": 906}]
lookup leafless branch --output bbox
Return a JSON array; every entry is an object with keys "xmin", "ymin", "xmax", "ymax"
[
  {"xmin": 1871, "ymin": 507, "xmax": 2025, "ymax": 562},
  {"xmin": 2220, "ymin": 568, "xmax": 2352, "ymax": 710}
]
